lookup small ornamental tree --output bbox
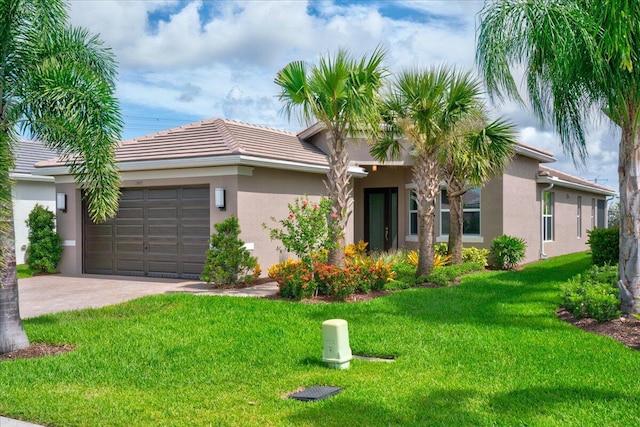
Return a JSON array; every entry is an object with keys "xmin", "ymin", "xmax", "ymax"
[
  {"xmin": 264, "ymin": 196, "xmax": 334, "ymax": 274},
  {"xmin": 25, "ymin": 204, "xmax": 63, "ymax": 273},
  {"xmin": 201, "ymin": 216, "xmax": 258, "ymax": 287}
]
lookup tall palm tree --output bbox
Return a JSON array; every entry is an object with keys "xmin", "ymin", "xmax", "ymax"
[
  {"xmin": 441, "ymin": 114, "xmax": 517, "ymax": 264},
  {"xmin": 1, "ymin": 0, "xmax": 122, "ymax": 353},
  {"xmin": 476, "ymin": 0, "xmax": 640, "ymax": 314},
  {"xmin": 275, "ymin": 47, "xmax": 388, "ymax": 267},
  {"xmin": 371, "ymin": 67, "xmax": 481, "ymax": 277}
]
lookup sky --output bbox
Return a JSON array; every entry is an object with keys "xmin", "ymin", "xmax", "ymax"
[{"xmin": 67, "ymin": 0, "xmax": 620, "ymax": 192}]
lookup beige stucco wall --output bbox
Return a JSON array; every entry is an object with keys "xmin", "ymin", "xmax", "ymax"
[
  {"xmin": 540, "ymin": 188, "xmax": 605, "ymax": 259},
  {"xmin": 236, "ymin": 167, "xmax": 329, "ymax": 270},
  {"xmin": 502, "ymin": 155, "xmax": 543, "ymax": 263}
]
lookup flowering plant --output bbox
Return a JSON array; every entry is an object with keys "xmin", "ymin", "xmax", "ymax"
[{"xmin": 264, "ymin": 195, "xmax": 335, "ymax": 274}]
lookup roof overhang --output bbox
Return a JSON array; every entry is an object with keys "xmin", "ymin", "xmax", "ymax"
[
  {"xmin": 35, "ymin": 154, "xmax": 368, "ymax": 179},
  {"xmin": 515, "ymin": 145, "xmax": 556, "ymax": 163},
  {"xmin": 536, "ymin": 175, "xmax": 616, "ymax": 196},
  {"xmin": 9, "ymin": 172, "xmax": 55, "ymax": 183}
]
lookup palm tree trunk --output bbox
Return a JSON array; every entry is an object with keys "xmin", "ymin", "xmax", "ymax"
[
  {"xmin": 414, "ymin": 152, "xmax": 439, "ymax": 277},
  {"xmin": 447, "ymin": 180, "xmax": 466, "ymax": 265},
  {"xmin": 0, "ymin": 168, "xmax": 29, "ymax": 354},
  {"xmin": 326, "ymin": 133, "xmax": 350, "ymax": 268},
  {"xmin": 618, "ymin": 122, "xmax": 640, "ymax": 314}
]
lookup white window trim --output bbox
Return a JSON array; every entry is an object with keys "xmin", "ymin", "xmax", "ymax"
[
  {"xmin": 577, "ymin": 196, "xmax": 582, "ymax": 239},
  {"xmin": 405, "ymin": 183, "xmax": 484, "ymax": 243},
  {"xmin": 439, "ymin": 187, "xmax": 482, "ymax": 238},
  {"xmin": 543, "ymin": 191, "xmax": 554, "ymax": 242}
]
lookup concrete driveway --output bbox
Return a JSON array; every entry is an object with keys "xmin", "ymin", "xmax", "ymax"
[{"xmin": 18, "ymin": 274, "xmax": 278, "ymax": 318}]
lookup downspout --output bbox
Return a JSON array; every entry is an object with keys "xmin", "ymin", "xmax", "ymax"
[{"xmin": 540, "ymin": 182, "xmax": 554, "ymax": 259}]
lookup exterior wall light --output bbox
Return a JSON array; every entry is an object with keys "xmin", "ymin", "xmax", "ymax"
[
  {"xmin": 214, "ymin": 188, "xmax": 226, "ymax": 210},
  {"xmin": 56, "ymin": 192, "xmax": 67, "ymax": 212}
]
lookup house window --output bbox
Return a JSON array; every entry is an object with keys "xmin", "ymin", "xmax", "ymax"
[
  {"xmin": 543, "ymin": 191, "xmax": 554, "ymax": 242},
  {"xmin": 577, "ymin": 196, "xmax": 582, "ymax": 238},
  {"xmin": 408, "ymin": 189, "xmax": 418, "ymax": 235},
  {"xmin": 440, "ymin": 187, "xmax": 481, "ymax": 236},
  {"xmin": 591, "ymin": 198, "xmax": 596, "ymax": 228}
]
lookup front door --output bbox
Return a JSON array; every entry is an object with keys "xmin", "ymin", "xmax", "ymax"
[{"xmin": 364, "ymin": 188, "xmax": 398, "ymax": 252}]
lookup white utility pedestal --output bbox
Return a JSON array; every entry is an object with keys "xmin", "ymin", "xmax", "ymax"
[{"xmin": 322, "ymin": 319, "xmax": 352, "ymax": 369}]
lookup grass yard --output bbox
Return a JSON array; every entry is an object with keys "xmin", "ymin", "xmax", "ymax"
[{"xmin": 2, "ymin": 252, "xmax": 639, "ymax": 426}]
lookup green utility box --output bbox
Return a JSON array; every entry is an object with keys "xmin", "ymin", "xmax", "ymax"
[{"xmin": 322, "ymin": 319, "xmax": 352, "ymax": 369}]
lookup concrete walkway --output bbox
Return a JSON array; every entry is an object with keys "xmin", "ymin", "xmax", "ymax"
[
  {"xmin": 18, "ymin": 274, "xmax": 279, "ymax": 318},
  {"xmin": 3, "ymin": 274, "xmax": 279, "ymax": 426}
]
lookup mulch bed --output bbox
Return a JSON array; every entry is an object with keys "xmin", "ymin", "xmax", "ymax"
[
  {"xmin": 557, "ymin": 308, "xmax": 640, "ymax": 350},
  {"xmin": 1, "ymin": 343, "xmax": 75, "ymax": 361}
]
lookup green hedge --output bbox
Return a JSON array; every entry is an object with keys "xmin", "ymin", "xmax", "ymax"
[{"xmin": 587, "ymin": 227, "xmax": 619, "ymax": 266}]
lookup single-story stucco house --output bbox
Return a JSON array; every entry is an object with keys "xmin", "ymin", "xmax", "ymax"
[
  {"xmin": 35, "ymin": 118, "xmax": 615, "ymax": 279},
  {"xmin": 11, "ymin": 140, "xmax": 56, "ymax": 265}
]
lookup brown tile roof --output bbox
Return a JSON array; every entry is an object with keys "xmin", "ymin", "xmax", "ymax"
[
  {"xmin": 37, "ymin": 118, "xmax": 329, "ymax": 168},
  {"xmin": 538, "ymin": 166, "xmax": 616, "ymax": 195}
]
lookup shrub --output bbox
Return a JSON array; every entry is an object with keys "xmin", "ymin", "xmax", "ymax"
[
  {"xmin": 561, "ymin": 264, "xmax": 620, "ymax": 322},
  {"xmin": 462, "ymin": 247, "xmax": 490, "ymax": 267},
  {"xmin": 490, "ymin": 235, "xmax": 526, "ymax": 270},
  {"xmin": 201, "ymin": 216, "xmax": 258, "ymax": 287},
  {"xmin": 406, "ymin": 250, "xmax": 451, "ymax": 267},
  {"xmin": 315, "ymin": 264, "xmax": 358, "ymax": 301},
  {"xmin": 423, "ymin": 262, "xmax": 485, "ymax": 286},
  {"xmin": 348, "ymin": 257, "xmax": 394, "ymax": 292},
  {"xmin": 434, "ymin": 243, "xmax": 448, "ymax": 256},
  {"xmin": 264, "ymin": 196, "xmax": 333, "ymax": 274},
  {"xmin": 587, "ymin": 227, "xmax": 619, "ymax": 266},
  {"xmin": 268, "ymin": 259, "xmax": 316, "ymax": 300},
  {"xmin": 25, "ymin": 204, "xmax": 63, "ymax": 273},
  {"xmin": 391, "ymin": 262, "xmax": 418, "ymax": 287}
]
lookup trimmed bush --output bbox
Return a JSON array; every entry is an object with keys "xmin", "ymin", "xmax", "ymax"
[
  {"xmin": 587, "ymin": 227, "xmax": 619, "ymax": 266},
  {"xmin": 25, "ymin": 204, "xmax": 63, "ymax": 273},
  {"xmin": 561, "ymin": 264, "xmax": 620, "ymax": 322},
  {"xmin": 491, "ymin": 235, "xmax": 526, "ymax": 270},
  {"xmin": 268, "ymin": 259, "xmax": 315, "ymax": 300},
  {"xmin": 201, "ymin": 216, "xmax": 258, "ymax": 287},
  {"xmin": 462, "ymin": 247, "xmax": 490, "ymax": 267}
]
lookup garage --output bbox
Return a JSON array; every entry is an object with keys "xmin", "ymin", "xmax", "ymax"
[{"xmin": 83, "ymin": 186, "xmax": 210, "ymax": 279}]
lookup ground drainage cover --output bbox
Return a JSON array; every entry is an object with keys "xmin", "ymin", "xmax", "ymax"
[{"xmin": 289, "ymin": 386, "xmax": 343, "ymax": 402}]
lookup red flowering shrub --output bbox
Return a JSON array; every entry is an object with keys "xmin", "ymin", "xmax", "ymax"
[{"xmin": 268, "ymin": 259, "xmax": 316, "ymax": 300}]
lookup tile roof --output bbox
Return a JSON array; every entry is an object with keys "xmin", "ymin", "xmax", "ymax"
[
  {"xmin": 538, "ymin": 166, "xmax": 616, "ymax": 195},
  {"xmin": 11, "ymin": 140, "xmax": 57, "ymax": 174},
  {"xmin": 37, "ymin": 118, "xmax": 329, "ymax": 168}
]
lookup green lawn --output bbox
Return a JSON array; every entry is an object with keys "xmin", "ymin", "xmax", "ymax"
[{"xmin": 2, "ymin": 252, "xmax": 639, "ymax": 426}]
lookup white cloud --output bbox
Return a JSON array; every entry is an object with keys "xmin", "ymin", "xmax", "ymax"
[{"xmin": 67, "ymin": 0, "xmax": 620, "ymax": 191}]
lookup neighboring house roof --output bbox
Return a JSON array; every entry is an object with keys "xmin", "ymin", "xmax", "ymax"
[
  {"xmin": 537, "ymin": 166, "xmax": 616, "ymax": 196},
  {"xmin": 35, "ymin": 118, "xmax": 369, "ymax": 176},
  {"xmin": 10, "ymin": 140, "xmax": 56, "ymax": 182}
]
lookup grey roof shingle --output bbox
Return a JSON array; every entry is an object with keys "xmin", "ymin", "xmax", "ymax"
[
  {"xmin": 37, "ymin": 118, "xmax": 329, "ymax": 168},
  {"xmin": 539, "ymin": 166, "xmax": 616, "ymax": 194},
  {"xmin": 11, "ymin": 140, "xmax": 57, "ymax": 174}
]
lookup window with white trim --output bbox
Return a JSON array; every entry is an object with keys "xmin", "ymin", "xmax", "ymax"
[
  {"xmin": 440, "ymin": 187, "xmax": 481, "ymax": 236},
  {"xmin": 543, "ymin": 191, "xmax": 554, "ymax": 242},
  {"xmin": 591, "ymin": 198, "xmax": 596, "ymax": 228},
  {"xmin": 408, "ymin": 189, "xmax": 418, "ymax": 236},
  {"xmin": 577, "ymin": 196, "xmax": 582, "ymax": 238}
]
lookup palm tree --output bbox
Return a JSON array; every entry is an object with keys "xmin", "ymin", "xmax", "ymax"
[
  {"xmin": 441, "ymin": 114, "xmax": 517, "ymax": 264},
  {"xmin": 1, "ymin": 0, "xmax": 122, "ymax": 353},
  {"xmin": 476, "ymin": 0, "xmax": 640, "ymax": 314},
  {"xmin": 274, "ymin": 47, "xmax": 388, "ymax": 267},
  {"xmin": 371, "ymin": 67, "xmax": 482, "ymax": 277}
]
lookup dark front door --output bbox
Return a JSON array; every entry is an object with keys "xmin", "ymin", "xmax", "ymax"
[{"xmin": 364, "ymin": 187, "xmax": 398, "ymax": 252}]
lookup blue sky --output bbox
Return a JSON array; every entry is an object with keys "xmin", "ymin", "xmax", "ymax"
[{"xmin": 67, "ymin": 0, "xmax": 619, "ymax": 191}]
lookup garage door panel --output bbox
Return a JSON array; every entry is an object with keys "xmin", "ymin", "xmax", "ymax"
[
  {"xmin": 116, "ymin": 259, "xmax": 145, "ymax": 272},
  {"xmin": 148, "ymin": 207, "xmax": 178, "ymax": 218},
  {"xmin": 84, "ymin": 185, "xmax": 210, "ymax": 279},
  {"xmin": 148, "ymin": 225, "xmax": 178, "ymax": 237},
  {"xmin": 147, "ymin": 188, "xmax": 178, "ymax": 200}
]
